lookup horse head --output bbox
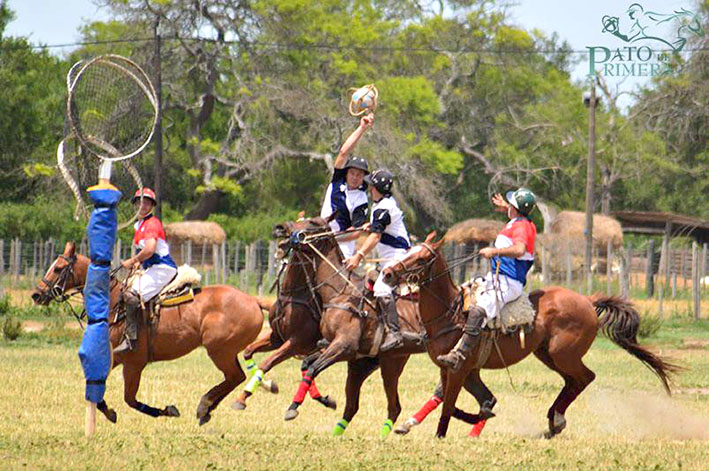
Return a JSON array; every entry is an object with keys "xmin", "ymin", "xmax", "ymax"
[
  {"xmin": 31, "ymin": 242, "xmax": 87, "ymax": 305},
  {"xmin": 382, "ymin": 231, "xmax": 442, "ymax": 287},
  {"xmin": 273, "ymin": 213, "xmax": 339, "ymax": 255}
]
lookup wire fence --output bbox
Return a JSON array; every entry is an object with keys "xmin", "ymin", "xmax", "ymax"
[{"xmin": 2, "ymin": 238, "xmax": 707, "ymax": 318}]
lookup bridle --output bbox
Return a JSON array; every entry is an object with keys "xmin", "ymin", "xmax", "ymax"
[{"xmin": 38, "ymin": 254, "xmax": 80, "ymax": 304}]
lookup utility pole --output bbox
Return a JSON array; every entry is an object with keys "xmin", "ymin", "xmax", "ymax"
[
  {"xmin": 584, "ymin": 81, "xmax": 597, "ymax": 295},
  {"xmin": 153, "ymin": 16, "xmax": 164, "ymax": 219}
]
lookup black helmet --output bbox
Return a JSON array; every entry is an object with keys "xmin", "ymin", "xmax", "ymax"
[
  {"xmin": 364, "ymin": 169, "xmax": 394, "ymax": 195},
  {"xmin": 344, "ymin": 156, "xmax": 369, "ymax": 174}
]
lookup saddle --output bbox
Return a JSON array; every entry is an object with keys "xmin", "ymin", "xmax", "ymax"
[
  {"xmin": 462, "ymin": 277, "xmax": 536, "ymax": 334},
  {"xmin": 125, "ymin": 265, "xmax": 202, "ymax": 319}
]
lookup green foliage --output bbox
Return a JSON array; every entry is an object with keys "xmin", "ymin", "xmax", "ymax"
[
  {"xmin": 2, "ymin": 316, "xmax": 21, "ymax": 341},
  {"xmin": 0, "ymin": 198, "xmax": 85, "ymax": 241},
  {"xmin": 208, "ymin": 210, "xmax": 299, "ymax": 243},
  {"xmin": 637, "ymin": 311, "xmax": 664, "ymax": 339}
]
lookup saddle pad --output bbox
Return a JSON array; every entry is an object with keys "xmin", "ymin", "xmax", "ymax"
[
  {"xmin": 159, "ymin": 286, "xmax": 196, "ymax": 307},
  {"xmin": 464, "ymin": 279, "xmax": 535, "ymax": 332}
]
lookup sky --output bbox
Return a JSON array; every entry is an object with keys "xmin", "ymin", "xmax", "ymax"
[{"xmin": 4, "ymin": 0, "xmax": 701, "ymax": 107}]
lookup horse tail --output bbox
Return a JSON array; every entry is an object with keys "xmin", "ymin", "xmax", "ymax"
[
  {"xmin": 256, "ymin": 297, "xmax": 273, "ymax": 313},
  {"xmin": 589, "ymin": 294, "xmax": 681, "ymax": 395}
]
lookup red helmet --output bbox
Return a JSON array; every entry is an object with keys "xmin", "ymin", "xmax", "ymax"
[{"xmin": 132, "ymin": 188, "xmax": 157, "ymax": 204}]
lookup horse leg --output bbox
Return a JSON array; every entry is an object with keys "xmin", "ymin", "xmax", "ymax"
[
  {"xmin": 197, "ymin": 348, "xmax": 247, "ymax": 426},
  {"xmin": 242, "ymin": 327, "xmax": 281, "ymax": 394},
  {"xmin": 535, "ymin": 347, "xmax": 596, "ymax": 438},
  {"xmin": 300, "ymin": 353, "xmax": 336, "ymax": 410},
  {"xmin": 284, "ymin": 337, "xmax": 356, "ymax": 421},
  {"xmin": 460, "ymin": 369, "xmax": 497, "ymax": 437},
  {"xmin": 333, "ymin": 357, "xmax": 380, "ymax": 436},
  {"xmin": 233, "ymin": 339, "xmax": 294, "ymax": 410},
  {"xmin": 96, "ymin": 399, "xmax": 117, "ymax": 424},
  {"xmin": 123, "ymin": 362, "xmax": 180, "ymax": 418},
  {"xmin": 378, "ymin": 355, "xmax": 409, "ymax": 439},
  {"xmin": 436, "ymin": 369, "xmax": 466, "ymax": 438}
]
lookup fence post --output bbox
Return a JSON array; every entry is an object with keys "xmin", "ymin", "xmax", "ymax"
[
  {"xmin": 234, "ymin": 241, "xmax": 241, "ymax": 274},
  {"xmin": 221, "ymin": 241, "xmax": 227, "ymax": 283},
  {"xmin": 620, "ymin": 244, "xmax": 629, "ymax": 299},
  {"xmin": 605, "ymin": 241, "xmax": 612, "ymax": 295},
  {"xmin": 16, "ymin": 239, "xmax": 22, "ymax": 281},
  {"xmin": 0, "ymin": 239, "xmax": 4, "ymax": 276},
  {"xmin": 267, "ymin": 240, "xmax": 277, "ymax": 283},
  {"xmin": 645, "ymin": 240, "xmax": 655, "ymax": 298},
  {"xmin": 692, "ymin": 242, "xmax": 700, "ymax": 320},
  {"xmin": 113, "ymin": 239, "xmax": 122, "ymax": 267},
  {"xmin": 702, "ymin": 243, "xmax": 708, "ymax": 297},
  {"xmin": 212, "ymin": 244, "xmax": 219, "ymax": 284},
  {"xmin": 186, "ymin": 240, "xmax": 192, "ymax": 266}
]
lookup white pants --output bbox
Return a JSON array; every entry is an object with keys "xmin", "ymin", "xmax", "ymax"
[
  {"xmin": 373, "ymin": 252, "xmax": 408, "ymax": 297},
  {"xmin": 131, "ymin": 264, "xmax": 177, "ymax": 301},
  {"xmin": 475, "ymin": 272, "xmax": 524, "ymax": 321},
  {"xmin": 338, "ymin": 240, "xmax": 356, "ymax": 259}
]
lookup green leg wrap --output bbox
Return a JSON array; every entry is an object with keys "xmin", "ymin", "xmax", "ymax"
[
  {"xmin": 244, "ymin": 369, "xmax": 264, "ymax": 394},
  {"xmin": 380, "ymin": 419, "xmax": 394, "ymax": 439},
  {"xmin": 245, "ymin": 358, "xmax": 256, "ymax": 376},
  {"xmin": 332, "ymin": 418, "xmax": 349, "ymax": 437}
]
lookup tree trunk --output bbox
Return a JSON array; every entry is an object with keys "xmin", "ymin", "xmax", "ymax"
[{"xmin": 185, "ymin": 189, "xmax": 224, "ymax": 220}]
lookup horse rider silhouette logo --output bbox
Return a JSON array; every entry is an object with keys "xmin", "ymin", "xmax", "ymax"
[{"xmin": 602, "ymin": 3, "xmax": 705, "ymax": 52}]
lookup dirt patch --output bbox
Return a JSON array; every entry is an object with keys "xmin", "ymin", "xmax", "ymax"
[
  {"xmin": 677, "ymin": 388, "xmax": 709, "ymax": 395},
  {"xmin": 681, "ymin": 339, "xmax": 709, "ymax": 349},
  {"xmin": 21, "ymin": 321, "xmax": 81, "ymax": 332}
]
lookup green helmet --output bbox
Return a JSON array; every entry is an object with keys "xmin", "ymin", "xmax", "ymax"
[{"xmin": 506, "ymin": 188, "xmax": 536, "ymax": 216}]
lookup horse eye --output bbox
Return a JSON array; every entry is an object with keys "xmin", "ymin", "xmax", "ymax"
[{"xmin": 54, "ymin": 267, "xmax": 62, "ymax": 273}]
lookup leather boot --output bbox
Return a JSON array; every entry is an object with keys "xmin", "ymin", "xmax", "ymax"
[
  {"xmin": 114, "ymin": 290, "xmax": 141, "ymax": 354},
  {"xmin": 378, "ymin": 294, "xmax": 403, "ymax": 352},
  {"xmin": 436, "ymin": 306, "xmax": 487, "ymax": 371}
]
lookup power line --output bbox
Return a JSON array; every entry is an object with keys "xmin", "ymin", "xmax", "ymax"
[{"xmin": 14, "ymin": 35, "xmax": 709, "ymax": 56}]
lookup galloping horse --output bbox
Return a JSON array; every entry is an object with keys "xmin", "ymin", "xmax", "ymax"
[
  {"xmin": 233, "ymin": 235, "xmax": 337, "ymax": 411},
  {"xmin": 275, "ymin": 217, "xmax": 493, "ymax": 436},
  {"xmin": 382, "ymin": 234, "xmax": 679, "ymax": 438},
  {"xmin": 32, "ymin": 242, "xmax": 266, "ymax": 426}
]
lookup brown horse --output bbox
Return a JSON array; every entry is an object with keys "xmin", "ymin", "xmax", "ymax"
[
  {"xmin": 32, "ymin": 242, "xmax": 266, "ymax": 426},
  {"xmin": 233, "ymin": 236, "xmax": 336, "ymax": 412},
  {"xmin": 274, "ymin": 217, "xmax": 492, "ymax": 436},
  {"xmin": 382, "ymin": 234, "xmax": 679, "ymax": 438}
]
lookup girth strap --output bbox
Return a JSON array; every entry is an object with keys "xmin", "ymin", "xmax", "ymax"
[{"xmin": 323, "ymin": 302, "xmax": 364, "ymax": 318}]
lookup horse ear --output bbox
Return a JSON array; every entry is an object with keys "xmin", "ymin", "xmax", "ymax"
[
  {"xmin": 424, "ymin": 231, "xmax": 437, "ymax": 243},
  {"xmin": 64, "ymin": 241, "xmax": 76, "ymax": 256}
]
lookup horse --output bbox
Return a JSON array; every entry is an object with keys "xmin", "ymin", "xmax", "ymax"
[
  {"xmin": 274, "ymin": 216, "xmax": 494, "ymax": 437},
  {"xmin": 233, "ymin": 235, "xmax": 337, "ymax": 412},
  {"xmin": 381, "ymin": 233, "xmax": 680, "ymax": 438},
  {"xmin": 31, "ymin": 241, "xmax": 267, "ymax": 426}
]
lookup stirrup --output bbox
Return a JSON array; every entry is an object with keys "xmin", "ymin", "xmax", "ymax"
[
  {"xmin": 113, "ymin": 337, "xmax": 135, "ymax": 354},
  {"xmin": 380, "ymin": 332, "xmax": 403, "ymax": 352},
  {"xmin": 436, "ymin": 350, "xmax": 466, "ymax": 371}
]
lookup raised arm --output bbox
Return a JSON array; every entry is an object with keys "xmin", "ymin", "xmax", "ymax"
[{"xmin": 334, "ymin": 114, "xmax": 374, "ymax": 169}]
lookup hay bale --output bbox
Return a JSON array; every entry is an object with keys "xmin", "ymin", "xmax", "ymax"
[
  {"xmin": 546, "ymin": 211, "xmax": 623, "ymax": 252},
  {"xmin": 444, "ymin": 219, "xmax": 505, "ymax": 244},
  {"xmin": 165, "ymin": 221, "xmax": 226, "ymax": 267},
  {"xmin": 165, "ymin": 221, "xmax": 226, "ymax": 245}
]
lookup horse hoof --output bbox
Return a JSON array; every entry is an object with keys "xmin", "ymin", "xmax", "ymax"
[
  {"xmin": 164, "ymin": 405, "xmax": 181, "ymax": 417},
  {"xmin": 394, "ymin": 418, "xmax": 418, "ymax": 435},
  {"xmin": 232, "ymin": 400, "xmax": 247, "ymax": 411},
  {"xmin": 317, "ymin": 395, "xmax": 337, "ymax": 410},
  {"xmin": 284, "ymin": 408, "xmax": 299, "ymax": 421},
  {"xmin": 105, "ymin": 409, "xmax": 118, "ymax": 424},
  {"xmin": 261, "ymin": 379, "xmax": 279, "ymax": 394},
  {"xmin": 199, "ymin": 414, "xmax": 211, "ymax": 426}
]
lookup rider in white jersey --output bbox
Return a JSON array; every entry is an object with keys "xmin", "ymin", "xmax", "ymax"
[{"xmin": 344, "ymin": 169, "xmax": 411, "ymax": 352}]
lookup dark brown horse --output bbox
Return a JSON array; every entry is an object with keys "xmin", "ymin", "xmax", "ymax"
[
  {"xmin": 32, "ymin": 242, "xmax": 266, "ymax": 426},
  {"xmin": 233, "ymin": 236, "xmax": 336, "ymax": 412},
  {"xmin": 382, "ymin": 234, "xmax": 679, "ymax": 438},
  {"xmin": 274, "ymin": 217, "xmax": 492, "ymax": 437}
]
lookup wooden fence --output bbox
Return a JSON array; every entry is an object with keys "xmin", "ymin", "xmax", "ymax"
[{"xmin": 2, "ymin": 237, "xmax": 707, "ymax": 318}]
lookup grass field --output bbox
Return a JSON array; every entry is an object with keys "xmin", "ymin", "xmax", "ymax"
[{"xmin": 1, "ymin": 316, "xmax": 708, "ymax": 471}]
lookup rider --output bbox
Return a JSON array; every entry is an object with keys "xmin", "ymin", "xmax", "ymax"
[
  {"xmin": 437, "ymin": 188, "xmax": 537, "ymax": 370},
  {"xmin": 320, "ymin": 114, "xmax": 374, "ymax": 259},
  {"xmin": 114, "ymin": 188, "xmax": 178, "ymax": 354},
  {"xmin": 344, "ymin": 169, "xmax": 411, "ymax": 352}
]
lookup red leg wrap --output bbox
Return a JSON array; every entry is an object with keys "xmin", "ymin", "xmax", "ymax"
[
  {"xmin": 468, "ymin": 419, "xmax": 487, "ymax": 437},
  {"xmin": 413, "ymin": 395, "xmax": 443, "ymax": 423},
  {"xmin": 293, "ymin": 376, "xmax": 312, "ymax": 404}
]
